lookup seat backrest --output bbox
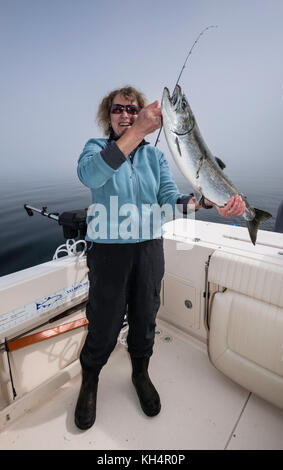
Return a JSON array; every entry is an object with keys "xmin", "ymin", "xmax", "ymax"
[{"xmin": 208, "ymin": 250, "xmax": 283, "ymax": 410}]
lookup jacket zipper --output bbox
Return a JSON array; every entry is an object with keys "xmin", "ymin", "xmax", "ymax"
[{"xmin": 129, "ymin": 157, "xmax": 141, "ymax": 242}]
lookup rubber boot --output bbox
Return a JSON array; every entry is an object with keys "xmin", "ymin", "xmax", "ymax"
[
  {"xmin": 74, "ymin": 367, "xmax": 101, "ymax": 430},
  {"xmin": 131, "ymin": 356, "xmax": 161, "ymax": 417}
]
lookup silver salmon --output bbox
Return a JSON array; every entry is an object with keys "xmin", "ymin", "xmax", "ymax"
[{"xmin": 161, "ymin": 84, "xmax": 272, "ymax": 245}]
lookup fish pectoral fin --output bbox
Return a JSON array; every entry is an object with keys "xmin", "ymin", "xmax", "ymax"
[
  {"xmin": 196, "ymin": 156, "xmax": 203, "ymax": 179},
  {"xmin": 175, "ymin": 137, "xmax": 182, "ymax": 156},
  {"xmin": 215, "ymin": 157, "xmax": 226, "ymax": 170}
]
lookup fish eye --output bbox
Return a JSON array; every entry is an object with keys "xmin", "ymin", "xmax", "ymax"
[{"xmin": 181, "ymin": 99, "xmax": 187, "ymax": 110}]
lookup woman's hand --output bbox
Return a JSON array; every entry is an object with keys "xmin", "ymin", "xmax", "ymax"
[
  {"xmin": 206, "ymin": 194, "xmax": 246, "ymax": 218},
  {"xmin": 116, "ymin": 101, "xmax": 162, "ymax": 157},
  {"xmin": 132, "ymin": 101, "xmax": 162, "ymax": 138}
]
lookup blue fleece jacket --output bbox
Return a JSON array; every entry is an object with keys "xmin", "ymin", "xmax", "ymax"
[{"xmin": 77, "ymin": 138, "xmax": 186, "ymax": 243}]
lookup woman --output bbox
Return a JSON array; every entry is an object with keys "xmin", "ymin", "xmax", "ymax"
[{"xmin": 75, "ymin": 86, "xmax": 245, "ymax": 430}]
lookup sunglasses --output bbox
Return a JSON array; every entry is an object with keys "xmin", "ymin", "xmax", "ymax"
[{"xmin": 110, "ymin": 104, "xmax": 140, "ymax": 115}]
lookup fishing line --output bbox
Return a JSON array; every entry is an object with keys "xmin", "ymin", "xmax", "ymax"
[{"xmin": 154, "ymin": 25, "xmax": 218, "ymax": 147}]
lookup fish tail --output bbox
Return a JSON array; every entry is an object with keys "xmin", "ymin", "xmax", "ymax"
[{"xmin": 246, "ymin": 208, "xmax": 272, "ymax": 245}]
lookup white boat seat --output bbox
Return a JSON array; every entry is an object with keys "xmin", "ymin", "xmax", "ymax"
[{"xmin": 208, "ymin": 250, "xmax": 283, "ymax": 410}]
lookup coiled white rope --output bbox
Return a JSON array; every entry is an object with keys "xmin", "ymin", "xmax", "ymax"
[{"xmin": 53, "ymin": 239, "xmax": 87, "ymax": 259}]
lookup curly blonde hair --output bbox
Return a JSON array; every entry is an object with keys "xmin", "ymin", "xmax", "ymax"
[{"xmin": 97, "ymin": 85, "xmax": 147, "ymax": 136}]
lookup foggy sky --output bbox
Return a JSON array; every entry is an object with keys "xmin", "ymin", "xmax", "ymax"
[{"xmin": 1, "ymin": 0, "xmax": 283, "ymax": 184}]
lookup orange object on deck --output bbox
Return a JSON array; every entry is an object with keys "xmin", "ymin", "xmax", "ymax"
[{"xmin": 7, "ymin": 317, "xmax": 89, "ymax": 352}]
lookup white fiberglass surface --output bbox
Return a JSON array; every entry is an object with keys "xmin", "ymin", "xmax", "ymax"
[{"xmin": 1, "ymin": 320, "xmax": 283, "ymax": 450}]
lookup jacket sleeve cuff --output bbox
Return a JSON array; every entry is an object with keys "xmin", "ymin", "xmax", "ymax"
[
  {"xmin": 100, "ymin": 141, "xmax": 126, "ymax": 170},
  {"xmin": 199, "ymin": 195, "xmax": 214, "ymax": 209},
  {"xmin": 176, "ymin": 194, "xmax": 194, "ymax": 214}
]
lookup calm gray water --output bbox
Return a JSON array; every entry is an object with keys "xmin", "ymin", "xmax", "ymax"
[{"xmin": 0, "ymin": 165, "xmax": 282, "ymax": 277}]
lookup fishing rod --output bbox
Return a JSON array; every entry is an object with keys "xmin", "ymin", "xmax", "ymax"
[{"xmin": 154, "ymin": 25, "xmax": 218, "ymax": 147}]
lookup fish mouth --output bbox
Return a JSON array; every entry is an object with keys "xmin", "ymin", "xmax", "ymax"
[
  {"xmin": 162, "ymin": 85, "xmax": 182, "ymax": 110},
  {"xmin": 171, "ymin": 84, "xmax": 182, "ymax": 106}
]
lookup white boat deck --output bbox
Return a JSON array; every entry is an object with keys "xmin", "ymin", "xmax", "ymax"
[{"xmin": 1, "ymin": 319, "xmax": 283, "ymax": 450}]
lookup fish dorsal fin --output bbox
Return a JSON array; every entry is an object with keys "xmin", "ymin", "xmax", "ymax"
[{"xmin": 215, "ymin": 156, "xmax": 226, "ymax": 170}]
